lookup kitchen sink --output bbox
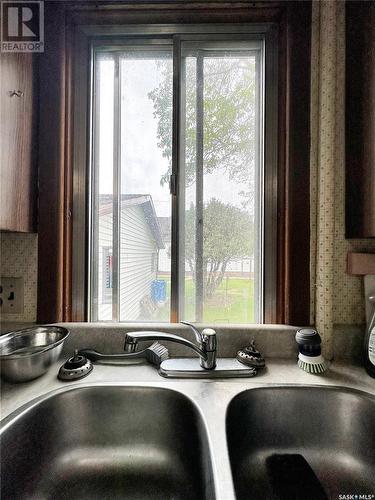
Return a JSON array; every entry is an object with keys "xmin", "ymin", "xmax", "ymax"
[
  {"xmin": 226, "ymin": 386, "xmax": 375, "ymax": 500},
  {"xmin": 1, "ymin": 386, "xmax": 215, "ymax": 500}
]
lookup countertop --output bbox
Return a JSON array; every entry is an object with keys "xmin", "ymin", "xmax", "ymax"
[
  {"xmin": 1, "ymin": 323, "xmax": 374, "ymax": 423},
  {"xmin": 2, "ymin": 324, "xmax": 374, "ymax": 500},
  {"xmin": 2, "ymin": 359, "xmax": 374, "ymax": 421},
  {"xmin": 2, "ymin": 357, "xmax": 375, "ymax": 500}
]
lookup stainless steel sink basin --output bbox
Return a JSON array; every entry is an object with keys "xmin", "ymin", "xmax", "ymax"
[
  {"xmin": 1, "ymin": 386, "xmax": 215, "ymax": 500},
  {"xmin": 226, "ymin": 386, "xmax": 375, "ymax": 500}
]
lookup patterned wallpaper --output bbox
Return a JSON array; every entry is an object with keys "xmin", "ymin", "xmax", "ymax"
[
  {"xmin": 0, "ymin": 233, "xmax": 38, "ymax": 322},
  {"xmin": 310, "ymin": 1, "xmax": 375, "ymax": 359},
  {"xmin": 310, "ymin": 0, "xmax": 337, "ymax": 357},
  {"xmin": 331, "ymin": 1, "xmax": 375, "ymax": 325}
]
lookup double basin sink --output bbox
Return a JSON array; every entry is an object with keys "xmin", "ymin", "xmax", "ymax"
[{"xmin": 1, "ymin": 384, "xmax": 375, "ymax": 499}]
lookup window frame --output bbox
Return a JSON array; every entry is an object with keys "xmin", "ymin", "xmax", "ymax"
[
  {"xmin": 83, "ymin": 25, "xmax": 278, "ymax": 323},
  {"xmin": 36, "ymin": 2, "xmax": 311, "ymax": 326}
]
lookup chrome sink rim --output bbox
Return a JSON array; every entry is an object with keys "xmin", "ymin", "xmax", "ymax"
[
  {"xmin": 0, "ymin": 381, "xmax": 208, "ymax": 432},
  {"xmin": 225, "ymin": 383, "xmax": 375, "ymax": 408},
  {"xmin": 2, "ymin": 381, "xmax": 375, "ymax": 434}
]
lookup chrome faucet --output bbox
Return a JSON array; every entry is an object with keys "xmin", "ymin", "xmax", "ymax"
[{"xmin": 124, "ymin": 322, "xmax": 217, "ymax": 370}]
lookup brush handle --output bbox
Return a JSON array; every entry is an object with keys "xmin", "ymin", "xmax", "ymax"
[
  {"xmin": 295, "ymin": 328, "xmax": 322, "ymax": 356},
  {"xmin": 78, "ymin": 348, "xmax": 147, "ymax": 362}
]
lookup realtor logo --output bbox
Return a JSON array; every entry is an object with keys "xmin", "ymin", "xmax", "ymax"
[{"xmin": 1, "ymin": 1, "xmax": 44, "ymax": 52}]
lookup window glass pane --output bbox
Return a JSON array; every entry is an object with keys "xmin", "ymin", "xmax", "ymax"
[
  {"xmin": 94, "ymin": 56, "xmax": 114, "ymax": 321},
  {"xmin": 119, "ymin": 50, "xmax": 173, "ymax": 321},
  {"xmin": 92, "ymin": 49, "xmax": 173, "ymax": 322},
  {"xmin": 91, "ymin": 38, "xmax": 265, "ymax": 324},
  {"xmin": 180, "ymin": 44, "xmax": 262, "ymax": 323}
]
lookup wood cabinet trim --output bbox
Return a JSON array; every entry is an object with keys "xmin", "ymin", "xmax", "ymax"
[{"xmin": 0, "ymin": 53, "xmax": 38, "ymax": 233}]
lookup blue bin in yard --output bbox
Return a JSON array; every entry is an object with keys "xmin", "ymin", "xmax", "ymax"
[{"xmin": 151, "ymin": 280, "xmax": 167, "ymax": 303}]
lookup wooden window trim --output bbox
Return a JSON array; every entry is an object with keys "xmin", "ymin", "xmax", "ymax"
[{"xmin": 37, "ymin": 0, "xmax": 311, "ymax": 325}]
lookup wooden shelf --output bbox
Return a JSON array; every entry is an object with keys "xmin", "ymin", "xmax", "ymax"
[{"xmin": 347, "ymin": 252, "xmax": 375, "ymax": 276}]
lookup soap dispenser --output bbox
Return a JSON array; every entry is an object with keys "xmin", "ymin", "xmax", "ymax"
[{"xmin": 364, "ymin": 295, "xmax": 375, "ymax": 378}]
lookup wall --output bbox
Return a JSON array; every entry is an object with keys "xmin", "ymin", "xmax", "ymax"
[
  {"xmin": 119, "ymin": 204, "xmax": 158, "ymax": 321},
  {"xmin": 310, "ymin": 1, "xmax": 375, "ymax": 338},
  {"xmin": 332, "ymin": 2, "xmax": 375, "ymax": 325},
  {"xmin": 97, "ymin": 204, "xmax": 158, "ymax": 321},
  {"xmin": 0, "ymin": 233, "xmax": 38, "ymax": 322}
]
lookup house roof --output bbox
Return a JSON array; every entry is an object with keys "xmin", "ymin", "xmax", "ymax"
[{"xmin": 99, "ymin": 194, "xmax": 164, "ymax": 249}]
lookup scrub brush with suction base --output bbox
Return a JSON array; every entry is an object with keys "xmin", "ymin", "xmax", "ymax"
[{"xmin": 295, "ymin": 328, "xmax": 328, "ymax": 374}]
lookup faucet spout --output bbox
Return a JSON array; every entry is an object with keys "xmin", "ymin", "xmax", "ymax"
[{"xmin": 124, "ymin": 328, "xmax": 217, "ymax": 370}]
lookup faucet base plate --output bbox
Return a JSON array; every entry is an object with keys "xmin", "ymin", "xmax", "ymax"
[{"xmin": 159, "ymin": 358, "xmax": 257, "ymax": 378}]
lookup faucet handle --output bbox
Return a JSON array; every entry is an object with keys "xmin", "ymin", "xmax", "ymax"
[
  {"xmin": 180, "ymin": 321, "xmax": 202, "ymax": 344},
  {"xmin": 180, "ymin": 321, "xmax": 202, "ymax": 343},
  {"xmin": 180, "ymin": 322, "xmax": 216, "ymax": 351}
]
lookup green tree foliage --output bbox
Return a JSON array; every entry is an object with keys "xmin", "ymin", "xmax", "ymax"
[
  {"xmin": 149, "ymin": 57, "xmax": 257, "ymax": 187},
  {"xmin": 185, "ymin": 199, "xmax": 253, "ymax": 299}
]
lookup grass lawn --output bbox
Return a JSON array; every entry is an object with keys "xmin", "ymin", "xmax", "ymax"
[{"xmin": 156, "ymin": 277, "xmax": 255, "ymax": 323}]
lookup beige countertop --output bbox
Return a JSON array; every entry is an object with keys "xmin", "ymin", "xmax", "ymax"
[{"xmin": 2, "ymin": 359, "xmax": 374, "ymax": 422}]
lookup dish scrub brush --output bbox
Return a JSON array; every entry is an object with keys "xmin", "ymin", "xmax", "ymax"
[{"xmin": 295, "ymin": 328, "xmax": 328, "ymax": 374}]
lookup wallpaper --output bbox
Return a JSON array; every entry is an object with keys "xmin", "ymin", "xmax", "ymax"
[
  {"xmin": 310, "ymin": 0, "xmax": 375, "ymax": 358},
  {"xmin": 0, "ymin": 233, "xmax": 38, "ymax": 322}
]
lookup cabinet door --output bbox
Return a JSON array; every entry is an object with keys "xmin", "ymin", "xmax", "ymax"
[
  {"xmin": 0, "ymin": 53, "xmax": 37, "ymax": 232},
  {"xmin": 346, "ymin": 2, "xmax": 375, "ymax": 238}
]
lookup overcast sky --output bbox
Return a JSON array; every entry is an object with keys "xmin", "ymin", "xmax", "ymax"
[{"xmin": 98, "ymin": 57, "xmax": 255, "ymax": 218}]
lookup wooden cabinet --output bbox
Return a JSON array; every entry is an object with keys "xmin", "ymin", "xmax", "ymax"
[
  {"xmin": 0, "ymin": 53, "xmax": 38, "ymax": 232},
  {"xmin": 346, "ymin": 2, "xmax": 375, "ymax": 238}
]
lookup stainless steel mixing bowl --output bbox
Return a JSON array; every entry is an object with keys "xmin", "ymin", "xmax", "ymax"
[{"xmin": 0, "ymin": 326, "xmax": 69, "ymax": 383}]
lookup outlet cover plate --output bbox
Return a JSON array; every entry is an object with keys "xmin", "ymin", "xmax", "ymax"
[{"xmin": 0, "ymin": 277, "xmax": 24, "ymax": 314}]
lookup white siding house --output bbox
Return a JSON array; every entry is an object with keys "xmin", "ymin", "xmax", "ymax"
[{"xmin": 98, "ymin": 195, "xmax": 164, "ymax": 321}]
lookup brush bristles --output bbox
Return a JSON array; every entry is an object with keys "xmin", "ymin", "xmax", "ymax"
[
  {"xmin": 146, "ymin": 342, "xmax": 169, "ymax": 366},
  {"xmin": 298, "ymin": 358, "xmax": 328, "ymax": 374}
]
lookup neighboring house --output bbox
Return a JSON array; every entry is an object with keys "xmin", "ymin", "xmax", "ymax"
[{"xmin": 98, "ymin": 194, "xmax": 164, "ymax": 321}]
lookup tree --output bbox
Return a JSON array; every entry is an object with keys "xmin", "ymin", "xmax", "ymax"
[
  {"xmin": 149, "ymin": 57, "xmax": 257, "ymax": 189},
  {"xmin": 149, "ymin": 56, "xmax": 257, "ymax": 302},
  {"xmin": 185, "ymin": 198, "xmax": 254, "ymax": 299}
]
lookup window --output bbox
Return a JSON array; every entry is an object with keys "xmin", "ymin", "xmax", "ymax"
[
  {"xmin": 89, "ymin": 29, "xmax": 277, "ymax": 323},
  {"xmin": 179, "ymin": 41, "xmax": 263, "ymax": 324}
]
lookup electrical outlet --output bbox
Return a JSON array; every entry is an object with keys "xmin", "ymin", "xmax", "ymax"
[{"xmin": 0, "ymin": 277, "xmax": 24, "ymax": 314}]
